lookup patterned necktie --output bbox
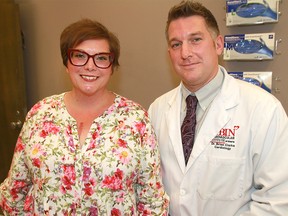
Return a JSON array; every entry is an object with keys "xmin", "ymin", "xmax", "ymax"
[{"xmin": 181, "ymin": 95, "xmax": 198, "ymax": 165}]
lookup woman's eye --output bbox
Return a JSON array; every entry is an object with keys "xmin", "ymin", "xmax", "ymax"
[
  {"xmin": 96, "ymin": 55, "xmax": 109, "ymax": 61},
  {"xmin": 74, "ymin": 53, "xmax": 86, "ymax": 59}
]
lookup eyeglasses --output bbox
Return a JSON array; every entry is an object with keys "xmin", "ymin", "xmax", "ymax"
[{"xmin": 67, "ymin": 49, "xmax": 114, "ymax": 69}]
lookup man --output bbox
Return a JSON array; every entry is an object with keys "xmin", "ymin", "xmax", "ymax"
[{"xmin": 148, "ymin": 1, "xmax": 288, "ymax": 215}]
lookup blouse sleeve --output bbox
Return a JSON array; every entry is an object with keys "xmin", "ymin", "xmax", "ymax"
[
  {"xmin": 135, "ymin": 112, "xmax": 169, "ymax": 215},
  {"xmin": 0, "ymin": 119, "xmax": 32, "ymax": 214}
]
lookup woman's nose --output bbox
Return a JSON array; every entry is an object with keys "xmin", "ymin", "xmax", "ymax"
[{"xmin": 84, "ymin": 57, "xmax": 97, "ymax": 71}]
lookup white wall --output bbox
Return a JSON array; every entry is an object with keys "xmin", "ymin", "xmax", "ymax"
[{"xmin": 15, "ymin": 0, "xmax": 288, "ymax": 112}]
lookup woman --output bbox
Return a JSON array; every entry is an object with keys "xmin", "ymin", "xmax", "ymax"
[{"xmin": 0, "ymin": 19, "xmax": 169, "ymax": 215}]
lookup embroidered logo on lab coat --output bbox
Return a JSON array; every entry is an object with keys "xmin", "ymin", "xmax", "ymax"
[{"xmin": 210, "ymin": 126, "xmax": 240, "ymax": 151}]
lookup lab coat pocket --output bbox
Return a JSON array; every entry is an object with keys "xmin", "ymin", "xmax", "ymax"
[{"xmin": 197, "ymin": 156, "xmax": 245, "ymax": 200}]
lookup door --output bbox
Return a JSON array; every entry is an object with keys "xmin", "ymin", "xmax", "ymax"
[{"xmin": 0, "ymin": 0, "xmax": 27, "ymax": 183}]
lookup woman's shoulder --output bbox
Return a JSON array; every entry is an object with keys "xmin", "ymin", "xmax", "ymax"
[
  {"xmin": 26, "ymin": 93, "xmax": 65, "ymax": 119},
  {"xmin": 112, "ymin": 94, "xmax": 148, "ymax": 117}
]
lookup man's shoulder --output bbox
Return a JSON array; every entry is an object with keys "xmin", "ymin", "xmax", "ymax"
[{"xmin": 151, "ymin": 86, "xmax": 179, "ymax": 106}]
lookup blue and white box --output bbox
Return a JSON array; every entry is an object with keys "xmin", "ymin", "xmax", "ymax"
[
  {"xmin": 223, "ymin": 33, "xmax": 275, "ymax": 60},
  {"xmin": 226, "ymin": 0, "xmax": 280, "ymax": 26},
  {"xmin": 228, "ymin": 71, "xmax": 272, "ymax": 93}
]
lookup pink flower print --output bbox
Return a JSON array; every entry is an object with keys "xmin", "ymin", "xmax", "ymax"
[
  {"xmin": 60, "ymin": 185, "xmax": 67, "ymax": 194},
  {"xmin": 40, "ymin": 121, "xmax": 60, "ymax": 138},
  {"xmin": 11, "ymin": 180, "xmax": 26, "ymax": 200},
  {"xmin": 126, "ymin": 172, "xmax": 135, "ymax": 191},
  {"xmin": 32, "ymin": 158, "xmax": 41, "ymax": 168},
  {"xmin": 61, "ymin": 165, "xmax": 76, "ymax": 191},
  {"xmin": 83, "ymin": 165, "xmax": 95, "ymax": 196},
  {"xmin": 68, "ymin": 203, "xmax": 77, "ymax": 215},
  {"xmin": 65, "ymin": 125, "xmax": 76, "ymax": 152},
  {"xmin": 23, "ymin": 194, "xmax": 33, "ymax": 212},
  {"xmin": 82, "ymin": 165, "xmax": 91, "ymax": 182},
  {"xmin": 138, "ymin": 203, "xmax": 145, "ymax": 213},
  {"xmin": 118, "ymin": 98, "xmax": 128, "ymax": 108},
  {"xmin": 117, "ymin": 138, "xmax": 127, "ymax": 148},
  {"xmin": 138, "ymin": 203, "xmax": 152, "ymax": 216},
  {"xmin": 50, "ymin": 100, "xmax": 61, "ymax": 109},
  {"xmin": 87, "ymin": 140, "xmax": 97, "ymax": 150},
  {"xmin": 0, "ymin": 198, "xmax": 14, "ymax": 214},
  {"xmin": 111, "ymin": 208, "xmax": 121, "ymax": 216},
  {"xmin": 40, "ymin": 129, "xmax": 48, "ymax": 138},
  {"xmin": 114, "ymin": 168, "xmax": 124, "ymax": 180},
  {"xmin": 15, "ymin": 137, "xmax": 25, "ymax": 152},
  {"xmin": 156, "ymin": 181, "xmax": 162, "ymax": 190},
  {"xmin": 27, "ymin": 102, "xmax": 41, "ymax": 118},
  {"xmin": 134, "ymin": 121, "xmax": 146, "ymax": 136},
  {"xmin": 31, "ymin": 143, "xmax": 43, "ymax": 156},
  {"xmin": 66, "ymin": 125, "xmax": 72, "ymax": 135},
  {"xmin": 92, "ymin": 130, "xmax": 99, "ymax": 140},
  {"xmin": 130, "ymin": 206, "xmax": 135, "ymax": 215},
  {"xmin": 62, "ymin": 210, "xmax": 69, "ymax": 216},
  {"xmin": 68, "ymin": 137, "xmax": 75, "ymax": 152},
  {"xmin": 146, "ymin": 134, "xmax": 156, "ymax": 149},
  {"xmin": 107, "ymin": 105, "xmax": 116, "ymax": 114},
  {"xmin": 102, "ymin": 168, "xmax": 123, "ymax": 191},
  {"xmin": 117, "ymin": 120, "xmax": 125, "ymax": 130},
  {"xmin": 143, "ymin": 209, "xmax": 152, "ymax": 216},
  {"xmin": 84, "ymin": 184, "xmax": 93, "ymax": 196},
  {"xmin": 116, "ymin": 149, "xmax": 131, "ymax": 165},
  {"xmin": 89, "ymin": 206, "xmax": 98, "ymax": 216},
  {"xmin": 87, "ymin": 131, "xmax": 99, "ymax": 150},
  {"xmin": 116, "ymin": 191, "xmax": 125, "ymax": 203}
]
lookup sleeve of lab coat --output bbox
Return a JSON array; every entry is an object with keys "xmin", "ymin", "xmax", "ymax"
[{"xmin": 241, "ymin": 100, "xmax": 288, "ymax": 215}]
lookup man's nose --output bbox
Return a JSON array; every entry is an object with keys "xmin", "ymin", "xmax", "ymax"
[{"xmin": 181, "ymin": 43, "xmax": 193, "ymax": 59}]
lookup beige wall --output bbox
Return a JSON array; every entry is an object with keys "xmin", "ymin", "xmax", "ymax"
[{"xmin": 15, "ymin": 0, "xmax": 288, "ymax": 112}]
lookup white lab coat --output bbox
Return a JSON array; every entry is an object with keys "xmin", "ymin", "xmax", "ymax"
[{"xmin": 148, "ymin": 66, "xmax": 288, "ymax": 216}]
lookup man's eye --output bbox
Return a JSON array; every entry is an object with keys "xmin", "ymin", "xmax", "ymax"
[
  {"xmin": 192, "ymin": 38, "xmax": 202, "ymax": 43},
  {"xmin": 170, "ymin": 42, "xmax": 181, "ymax": 49}
]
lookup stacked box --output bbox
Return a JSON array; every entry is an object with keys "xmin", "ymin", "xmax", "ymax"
[
  {"xmin": 223, "ymin": 33, "xmax": 275, "ymax": 60},
  {"xmin": 228, "ymin": 71, "xmax": 272, "ymax": 93},
  {"xmin": 226, "ymin": 0, "xmax": 279, "ymax": 26}
]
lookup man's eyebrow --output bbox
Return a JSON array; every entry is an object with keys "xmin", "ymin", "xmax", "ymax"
[
  {"xmin": 168, "ymin": 32, "xmax": 203, "ymax": 43},
  {"xmin": 188, "ymin": 31, "xmax": 204, "ymax": 37}
]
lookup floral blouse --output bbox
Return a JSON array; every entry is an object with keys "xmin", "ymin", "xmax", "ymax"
[{"xmin": 0, "ymin": 93, "xmax": 169, "ymax": 215}]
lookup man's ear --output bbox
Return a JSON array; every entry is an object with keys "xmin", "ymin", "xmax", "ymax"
[{"xmin": 215, "ymin": 35, "xmax": 224, "ymax": 55}]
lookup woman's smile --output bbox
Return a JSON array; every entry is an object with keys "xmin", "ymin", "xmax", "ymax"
[{"xmin": 80, "ymin": 74, "xmax": 99, "ymax": 81}]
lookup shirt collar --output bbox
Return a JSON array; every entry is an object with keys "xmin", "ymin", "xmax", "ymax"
[{"xmin": 181, "ymin": 66, "xmax": 224, "ymax": 111}]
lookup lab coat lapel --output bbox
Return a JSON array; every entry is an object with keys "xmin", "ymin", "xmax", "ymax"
[
  {"xmin": 185, "ymin": 69, "xmax": 239, "ymax": 170},
  {"xmin": 186, "ymin": 97, "xmax": 231, "ymax": 169},
  {"xmin": 165, "ymin": 87, "xmax": 187, "ymax": 173}
]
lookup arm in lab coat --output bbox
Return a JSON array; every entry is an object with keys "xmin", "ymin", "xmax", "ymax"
[{"xmin": 241, "ymin": 100, "xmax": 288, "ymax": 215}]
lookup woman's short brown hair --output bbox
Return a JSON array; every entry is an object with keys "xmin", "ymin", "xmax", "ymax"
[{"xmin": 60, "ymin": 19, "xmax": 120, "ymax": 71}]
